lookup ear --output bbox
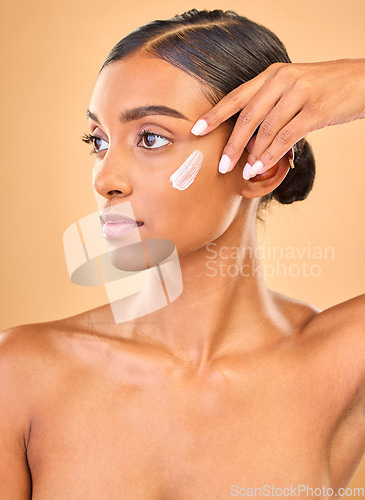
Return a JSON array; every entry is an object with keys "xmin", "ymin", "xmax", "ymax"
[{"xmin": 239, "ymin": 135, "xmax": 291, "ymax": 199}]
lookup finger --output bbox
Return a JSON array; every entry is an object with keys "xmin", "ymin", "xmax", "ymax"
[
  {"xmin": 246, "ymin": 91, "xmax": 306, "ymax": 169},
  {"xmin": 190, "ymin": 72, "xmax": 268, "ymax": 136},
  {"xmin": 218, "ymin": 81, "xmax": 287, "ymax": 174},
  {"xmin": 249, "ymin": 110, "xmax": 309, "ymax": 176}
]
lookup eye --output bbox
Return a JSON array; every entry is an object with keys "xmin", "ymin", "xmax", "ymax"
[
  {"xmin": 137, "ymin": 130, "xmax": 171, "ymax": 150},
  {"xmin": 81, "ymin": 133, "xmax": 109, "ymax": 154}
]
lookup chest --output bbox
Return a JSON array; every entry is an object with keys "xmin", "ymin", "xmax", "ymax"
[{"xmin": 27, "ymin": 367, "xmax": 333, "ymax": 499}]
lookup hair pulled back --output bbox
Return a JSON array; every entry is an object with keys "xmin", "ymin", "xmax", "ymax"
[{"xmin": 100, "ymin": 8, "xmax": 315, "ymax": 206}]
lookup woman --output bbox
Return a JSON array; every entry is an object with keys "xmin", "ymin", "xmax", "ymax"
[{"xmin": 1, "ymin": 8, "xmax": 364, "ymax": 498}]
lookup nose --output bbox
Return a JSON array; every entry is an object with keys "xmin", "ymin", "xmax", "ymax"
[{"xmin": 92, "ymin": 150, "xmax": 133, "ymax": 199}]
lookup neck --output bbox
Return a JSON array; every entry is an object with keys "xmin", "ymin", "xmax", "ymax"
[{"xmin": 130, "ymin": 205, "xmax": 289, "ymax": 370}]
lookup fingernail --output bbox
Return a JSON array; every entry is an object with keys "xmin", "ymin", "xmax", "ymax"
[
  {"xmin": 219, "ymin": 154, "xmax": 231, "ymax": 174},
  {"xmin": 191, "ymin": 119, "xmax": 208, "ymax": 136},
  {"xmin": 242, "ymin": 163, "xmax": 252, "ymax": 180},
  {"xmin": 256, "ymin": 166, "xmax": 266, "ymax": 175},
  {"xmin": 250, "ymin": 160, "xmax": 264, "ymax": 176}
]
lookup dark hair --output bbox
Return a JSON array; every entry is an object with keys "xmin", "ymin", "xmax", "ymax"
[{"xmin": 100, "ymin": 8, "xmax": 315, "ymax": 208}]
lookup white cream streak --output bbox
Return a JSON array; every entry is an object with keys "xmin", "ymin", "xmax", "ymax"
[{"xmin": 170, "ymin": 150, "xmax": 204, "ymax": 190}]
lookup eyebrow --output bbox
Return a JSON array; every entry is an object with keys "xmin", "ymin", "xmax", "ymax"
[{"xmin": 86, "ymin": 105, "xmax": 190, "ymax": 125}]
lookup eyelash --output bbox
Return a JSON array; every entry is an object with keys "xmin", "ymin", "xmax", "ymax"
[
  {"xmin": 81, "ymin": 130, "xmax": 170, "ymax": 155},
  {"xmin": 81, "ymin": 133, "xmax": 107, "ymax": 155}
]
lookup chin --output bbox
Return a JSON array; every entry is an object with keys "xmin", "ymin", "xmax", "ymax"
[{"xmin": 107, "ymin": 238, "xmax": 177, "ymax": 272}]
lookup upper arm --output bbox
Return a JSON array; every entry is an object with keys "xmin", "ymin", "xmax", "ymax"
[
  {"xmin": 328, "ymin": 379, "xmax": 365, "ymax": 491},
  {"xmin": 313, "ymin": 294, "xmax": 365, "ymax": 489},
  {"xmin": 0, "ymin": 328, "xmax": 33, "ymax": 498}
]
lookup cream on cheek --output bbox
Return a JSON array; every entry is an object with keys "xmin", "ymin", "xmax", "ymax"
[{"xmin": 169, "ymin": 150, "xmax": 204, "ymax": 191}]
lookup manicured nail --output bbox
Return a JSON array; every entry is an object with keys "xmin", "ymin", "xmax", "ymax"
[
  {"xmin": 219, "ymin": 154, "xmax": 231, "ymax": 173},
  {"xmin": 191, "ymin": 119, "xmax": 208, "ymax": 136},
  {"xmin": 250, "ymin": 160, "xmax": 264, "ymax": 176},
  {"xmin": 242, "ymin": 163, "xmax": 252, "ymax": 180},
  {"xmin": 255, "ymin": 165, "xmax": 267, "ymax": 175}
]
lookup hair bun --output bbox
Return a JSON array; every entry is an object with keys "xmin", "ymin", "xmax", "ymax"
[
  {"xmin": 270, "ymin": 138, "xmax": 316, "ymax": 205},
  {"xmin": 101, "ymin": 8, "xmax": 317, "ymax": 211}
]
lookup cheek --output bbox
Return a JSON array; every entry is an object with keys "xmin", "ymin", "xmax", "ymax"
[
  {"xmin": 145, "ymin": 150, "xmax": 240, "ymax": 246},
  {"xmin": 169, "ymin": 150, "xmax": 204, "ymax": 191},
  {"xmin": 134, "ymin": 126, "xmax": 241, "ymax": 244},
  {"xmin": 144, "ymin": 144, "xmax": 238, "ymax": 216}
]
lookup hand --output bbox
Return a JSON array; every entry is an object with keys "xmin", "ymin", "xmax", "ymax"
[{"xmin": 190, "ymin": 58, "xmax": 365, "ymax": 179}]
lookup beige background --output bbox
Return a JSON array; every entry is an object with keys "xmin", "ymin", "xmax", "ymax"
[{"xmin": 1, "ymin": 0, "xmax": 364, "ymax": 489}]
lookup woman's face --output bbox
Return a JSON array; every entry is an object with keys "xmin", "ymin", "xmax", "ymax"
[{"xmin": 87, "ymin": 51, "xmax": 247, "ymax": 258}]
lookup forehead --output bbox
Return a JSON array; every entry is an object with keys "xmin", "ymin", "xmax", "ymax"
[{"xmin": 89, "ymin": 52, "xmax": 210, "ymax": 119}]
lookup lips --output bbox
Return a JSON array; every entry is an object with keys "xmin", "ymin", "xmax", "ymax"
[
  {"xmin": 98, "ymin": 211, "xmax": 143, "ymax": 239},
  {"xmin": 99, "ymin": 212, "xmax": 143, "ymax": 225}
]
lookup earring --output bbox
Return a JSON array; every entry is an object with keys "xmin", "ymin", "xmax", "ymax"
[{"xmin": 288, "ymin": 147, "xmax": 295, "ymax": 169}]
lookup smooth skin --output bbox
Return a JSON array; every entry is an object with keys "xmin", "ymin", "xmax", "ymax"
[{"xmin": 0, "ymin": 52, "xmax": 364, "ymax": 499}]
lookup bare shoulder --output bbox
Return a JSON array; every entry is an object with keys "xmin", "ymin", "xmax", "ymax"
[
  {"xmin": 0, "ymin": 320, "xmax": 65, "ymax": 364},
  {"xmin": 0, "ymin": 304, "xmax": 132, "ymax": 382},
  {"xmin": 271, "ymin": 292, "xmax": 365, "ymax": 487},
  {"xmin": 307, "ymin": 293, "xmax": 365, "ymax": 412},
  {"xmin": 305, "ymin": 295, "xmax": 365, "ymax": 487},
  {"xmin": 303, "ymin": 293, "xmax": 365, "ymax": 369},
  {"xmin": 271, "ymin": 290, "xmax": 364, "ymax": 404},
  {"xmin": 271, "ymin": 289, "xmax": 364, "ymax": 355},
  {"xmin": 0, "ymin": 315, "xmax": 108, "ymax": 497},
  {"xmin": 0, "ymin": 307, "xmax": 118, "ymax": 405},
  {"xmin": 0, "ymin": 326, "xmax": 40, "ymax": 500},
  {"xmin": 304, "ymin": 293, "xmax": 365, "ymax": 337},
  {"xmin": 279, "ymin": 292, "xmax": 365, "ymax": 379},
  {"xmin": 0, "ymin": 322, "xmax": 50, "ymax": 377},
  {"xmin": 0, "ymin": 317, "xmax": 83, "ymax": 398},
  {"xmin": 0, "ymin": 322, "xmax": 61, "ymax": 463},
  {"xmin": 269, "ymin": 288, "xmax": 322, "ymax": 330}
]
